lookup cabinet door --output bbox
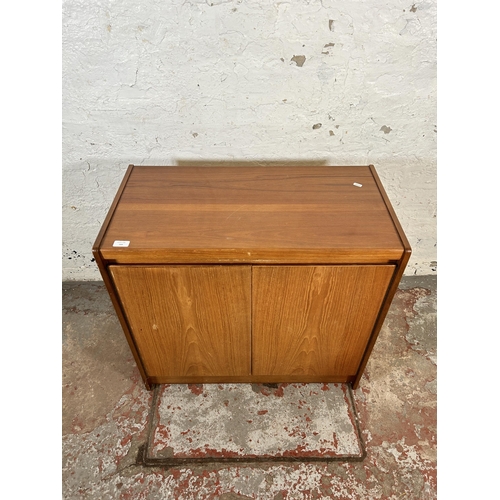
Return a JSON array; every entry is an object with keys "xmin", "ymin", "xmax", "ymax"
[
  {"xmin": 109, "ymin": 266, "xmax": 251, "ymax": 379},
  {"xmin": 252, "ymin": 265, "xmax": 395, "ymax": 377}
]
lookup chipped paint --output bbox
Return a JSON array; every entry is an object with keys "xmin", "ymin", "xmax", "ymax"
[
  {"xmin": 63, "ymin": 0, "xmax": 436, "ymax": 280},
  {"xmin": 63, "ymin": 276, "xmax": 437, "ymax": 499},
  {"xmin": 148, "ymin": 383, "xmax": 362, "ymax": 460},
  {"xmin": 290, "ymin": 55, "xmax": 306, "ymax": 67}
]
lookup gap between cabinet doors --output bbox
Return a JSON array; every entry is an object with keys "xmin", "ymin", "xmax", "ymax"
[{"xmin": 107, "ymin": 264, "xmax": 395, "ymax": 383}]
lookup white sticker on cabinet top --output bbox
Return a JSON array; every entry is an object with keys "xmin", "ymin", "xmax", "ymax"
[{"xmin": 113, "ymin": 240, "xmax": 130, "ymax": 247}]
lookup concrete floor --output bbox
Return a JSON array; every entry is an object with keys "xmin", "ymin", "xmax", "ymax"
[{"xmin": 62, "ymin": 275, "xmax": 436, "ymax": 499}]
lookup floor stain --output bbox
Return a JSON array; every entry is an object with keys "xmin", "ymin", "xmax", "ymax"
[{"xmin": 62, "ymin": 276, "xmax": 437, "ymax": 499}]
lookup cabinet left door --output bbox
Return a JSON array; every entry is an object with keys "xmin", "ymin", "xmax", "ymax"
[{"xmin": 108, "ymin": 265, "xmax": 252, "ymax": 382}]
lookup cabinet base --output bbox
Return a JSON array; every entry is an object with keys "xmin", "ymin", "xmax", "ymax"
[{"xmin": 147, "ymin": 375, "xmax": 356, "ymax": 387}]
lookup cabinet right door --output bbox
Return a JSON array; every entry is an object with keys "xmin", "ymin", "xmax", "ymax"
[{"xmin": 252, "ymin": 265, "xmax": 395, "ymax": 378}]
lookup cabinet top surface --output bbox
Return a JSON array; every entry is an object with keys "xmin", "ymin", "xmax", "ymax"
[{"xmin": 95, "ymin": 165, "xmax": 409, "ymax": 264}]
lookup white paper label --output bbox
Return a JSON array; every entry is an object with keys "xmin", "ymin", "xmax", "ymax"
[
  {"xmin": 353, "ymin": 182, "xmax": 363, "ymax": 187},
  {"xmin": 113, "ymin": 240, "xmax": 130, "ymax": 247}
]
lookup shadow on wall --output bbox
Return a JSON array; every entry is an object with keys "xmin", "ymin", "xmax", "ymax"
[{"xmin": 174, "ymin": 158, "xmax": 332, "ymax": 167}]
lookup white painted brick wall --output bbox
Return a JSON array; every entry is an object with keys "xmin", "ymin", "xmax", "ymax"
[{"xmin": 62, "ymin": 0, "xmax": 436, "ymax": 280}]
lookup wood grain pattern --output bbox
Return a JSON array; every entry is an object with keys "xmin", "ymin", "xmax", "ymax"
[
  {"xmin": 99, "ymin": 166, "xmax": 404, "ymax": 264},
  {"xmin": 109, "ymin": 266, "xmax": 251, "ymax": 378},
  {"xmin": 252, "ymin": 265, "xmax": 395, "ymax": 377},
  {"xmin": 93, "ymin": 165, "xmax": 411, "ymax": 388}
]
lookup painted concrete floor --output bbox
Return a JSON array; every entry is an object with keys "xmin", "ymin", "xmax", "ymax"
[
  {"xmin": 62, "ymin": 275, "xmax": 436, "ymax": 499},
  {"xmin": 146, "ymin": 382, "xmax": 364, "ymax": 463}
]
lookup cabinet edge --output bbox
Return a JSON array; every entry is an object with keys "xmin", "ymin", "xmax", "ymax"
[
  {"xmin": 369, "ymin": 164, "xmax": 412, "ymax": 255},
  {"xmin": 93, "ymin": 250, "xmax": 152, "ymax": 390},
  {"xmin": 92, "ymin": 164, "xmax": 135, "ymax": 255},
  {"xmin": 352, "ymin": 249, "xmax": 411, "ymax": 389}
]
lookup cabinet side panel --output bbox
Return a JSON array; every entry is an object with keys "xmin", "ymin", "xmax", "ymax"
[
  {"xmin": 252, "ymin": 266, "xmax": 395, "ymax": 377},
  {"xmin": 92, "ymin": 164, "xmax": 135, "ymax": 253},
  {"xmin": 353, "ymin": 249, "xmax": 411, "ymax": 389},
  {"xmin": 92, "ymin": 257, "xmax": 151, "ymax": 388},
  {"xmin": 369, "ymin": 164, "xmax": 412, "ymax": 253},
  {"xmin": 108, "ymin": 266, "xmax": 251, "ymax": 378}
]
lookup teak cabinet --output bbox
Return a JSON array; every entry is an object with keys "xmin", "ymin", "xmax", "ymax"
[{"xmin": 93, "ymin": 165, "xmax": 411, "ymax": 390}]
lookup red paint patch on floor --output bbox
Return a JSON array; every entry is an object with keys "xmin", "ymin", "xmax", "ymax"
[
  {"xmin": 62, "ymin": 278, "xmax": 437, "ymax": 499},
  {"xmin": 146, "ymin": 383, "xmax": 363, "ymax": 461},
  {"xmin": 188, "ymin": 384, "xmax": 204, "ymax": 395}
]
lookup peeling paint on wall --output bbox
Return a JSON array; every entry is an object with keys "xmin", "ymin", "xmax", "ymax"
[
  {"xmin": 62, "ymin": 0, "xmax": 437, "ymax": 280},
  {"xmin": 290, "ymin": 55, "xmax": 306, "ymax": 67}
]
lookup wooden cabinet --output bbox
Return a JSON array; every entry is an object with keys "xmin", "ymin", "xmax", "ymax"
[{"xmin": 93, "ymin": 165, "xmax": 411, "ymax": 389}]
